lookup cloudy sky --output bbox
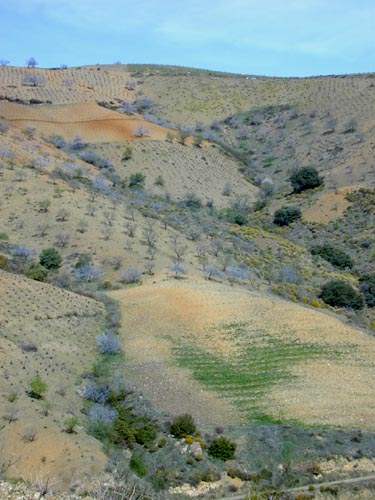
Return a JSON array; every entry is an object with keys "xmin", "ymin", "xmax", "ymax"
[{"xmin": 1, "ymin": 0, "xmax": 374, "ymax": 76}]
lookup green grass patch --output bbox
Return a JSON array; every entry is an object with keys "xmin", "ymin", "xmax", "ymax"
[{"xmin": 171, "ymin": 324, "xmax": 341, "ymax": 423}]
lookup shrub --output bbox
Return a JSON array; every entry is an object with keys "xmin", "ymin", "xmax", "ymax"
[
  {"xmin": 311, "ymin": 244, "xmax": 353, "ymax": 269},
  {"xmin": 320, "ymin": 280, "xmax": 364, "ymax": 310},
  {"xmin": 96, "ymin": 332, "xmax": 121, "ymax": 355},
  {"xmin": 120, "ymin": 267, "xmax": 142, "ymax": 284},
  {"xmin": 82, "ymin": 383, "xmax": 110, "ymax": 404},
  {"xmin": 39, "ymin": 248, "xmax": 62, "ymax": 270},
  {"xmin": 64, "ymin": 416, "xmax": 79, "ymax": 433},
  {"xmin": 48, "ymin": 134, "xmax": 66, "ymax": 149},
  {"xmin": 130, "ymin": 453, "xmax": 148, "ymax": 478},
  {"xmin": 128, "ymin": 172, "xmax": 145, "ymax": 189},
  {"xmin": 122, "ymin": 146, "xmax": 133, "ymax": 161},
  {"xmin": 75, "ymin": 264, "xmax": 103, "ymax": 282},
  {"xmin": 88, "ymin": 404, "xmax": 118, "ymax": 425},
  {"xmin": 290, "ymin": 167, "xmax": 323, "ymax": 193},
  {"xmin": 79, "ymin": 150, "xmax": 113, "ymax": 169},
  {"xmin": 26, "ymin": 263, "xmax": 48, "ymax": 281},
  {"xmin": 134, "ymin": 422, "xmax": 157, "ymax": 446},
  {"xmin": 222, "ymin": 208, "xmax": 247, "ymax": 226},
  {"xmin": 0, "ymin": 255, "xmax": 9, "ymax": 270},
  {"xmin": 273, "ymin": 206, "xmax": 301, "ymax": 226},
  {"xmin": 359, "ymin": 274, "xmax": 375, "ymax": 307},
  {"xmin": 208, "ymin": 436, "xmax": 236, "ymax": 461},
  {"xmin": 28, "ymin": 375, "xmax": 47, "ymax": 399},
  {"xmin": 180, "ymin": 193, "xmax": 202, "ymax": 209},
  {"xmin": 170, "ymin": 414, "xmax": 196, "ymax": 438}
]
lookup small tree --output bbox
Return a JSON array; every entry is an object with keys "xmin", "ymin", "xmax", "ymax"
[
  {"xmin": 208, "ymin": 436, "xmax": 236, "ymax": 461},
  {"xmin": 273, "ymin": 206, "xmax": 301, "ymax": 226},
  {"xmin": 26, "ymin": 57, "xmax": 38, "ymax": 68},
  {"xmin": 40, "ymin": 248, "xmax": 62, "ymax": 270},
  {"xmin": 290, "ymin": 167, "xmax": 323, "ymax": 193},
  {"xmin": 26, "ymin": 263, "xmax": 48, "ymax": 282},
  {"xmin": 170, "ymin": 414, "xmax": 196, "ymax": 438},
  {"xmin": 320, "ymin": 280, "xmax": 364, "ymax": 310}
]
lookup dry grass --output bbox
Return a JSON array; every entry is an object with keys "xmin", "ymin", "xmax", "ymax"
[{"xmin": 0, "ymin": 270, "xmax": 106, "ymax": 489}]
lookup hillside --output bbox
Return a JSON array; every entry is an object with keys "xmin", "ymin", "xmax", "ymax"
[{"xmin": 0, "ymin": 63, "xmax": 375, "ymax": 498}]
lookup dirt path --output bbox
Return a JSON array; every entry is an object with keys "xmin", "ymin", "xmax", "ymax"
[{"xmin": 218, "ymin": 474, "xmax": 375, "ymax": 499}]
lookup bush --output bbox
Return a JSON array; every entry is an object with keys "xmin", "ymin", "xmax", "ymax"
[
  {"xmin": 134, "ymin": 422, "xmax": 157, "ymax": 446},
  {"xmin": 208, "ymin": 436, "xmax": 236, "ymax": 461},
  {"xmin": 0, "ymin": 254, "xmax": 9, "ymax": 270},
  {"xmin": 26, "ymin": 263, "xmax": 48, "ymax": 281},
  {"xmin": 290, "ymin": 167, "xmax": 323, "ymax": 193},
  {"xmin": 96, "ymin": 332, "xmax": 121, "ymax": 355},
  {"xmin": 130, "ymin": 453, "xmax": 148, "ymax": 477},
  {"xmin": 39, "ymin": 248, "xmax": 62, "ymax": 270},
  {"xmin": 129, "ymin": 172, "xmax": 145, "ymax": 188},
  {"xmin": 180, "ymin": 193, "xmax": 202, "ymax": 209},
  {"xmin": 311, "ymin": 244, "xmax": 353, "ymax": 269},
  {"xmin": 120, "ymin": 267, "xmax": 142, "ymax": 284},
  {"xmin": 64, "ymin": 416, "xmax": 79, "ymax": 433},
  {"xmin": 28, "ymin": 375, "xmax": 47, "ymax": 399},
  {"xmin": 320, "ymin": 280, "xmax": 364, "ymax": 310},
  {"xmin": 273, "ymin": 206, "xmax": 301, "ymax": 226},
  {"xmin": 221, "ymin": 208, "xmax": 247, "ymax": 226},
  {"xmin": 359, "ymin": 274, "xmax": 375, "ymax": 307},
  {"xmin": 79, "ymin": 150, "xmax": 113, "ymax": 169},
  {"xmin": 170, "ymin": 414, "xmax": 196, "ymax": 438}
]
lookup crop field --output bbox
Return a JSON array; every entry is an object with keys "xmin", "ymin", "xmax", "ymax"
[{"xmin": 112, "ymin": 280, "xmax": 375, "ymax": 430}]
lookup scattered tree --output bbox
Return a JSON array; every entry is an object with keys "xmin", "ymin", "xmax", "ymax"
[
  {"xmin": 290, "ymin": 167, "xmax": 323, "ymax": 193},
  {"xmin": 273, "ymin": 206, "xmax": 301, "ymax": 226},
  {"xmin": 320, "ymin": 280, "xmax": 364, "ymax": 310}
]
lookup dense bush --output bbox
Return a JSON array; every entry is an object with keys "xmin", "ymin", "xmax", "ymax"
[
  {"xmin": 359, "ymin": 274, "xmax": 375, "ymax": 307},
  {"xmin": 311, "ymin": 244, "xmax": 353, "ymax": 269},
  {"xmin": 39, "ymin": 248, "xmax": 62, "ymax": 270},
  {"xmin": 0, "ymin": 254, "xmax": 9, "ymax": 270},
  {"xmin": 120, "ymin": 267, "xmax": 142, "ymax": 284},
  {"xmin": 26, "ymin": 263, "xmax": 48, "ymax": 281},
  {"xmin": 273, "ymin": 206, "xmax": 301, "ymax": 226},
  {"xmin": 290, "ymin": 167, "xmax": 324, "ymax": 193},
  {"xmin": 170, "ymin": 414, "xmax": 196, "ymax": 438},
  {"xmin": 320, "ymin": 280, "xmax": 364, "ymax": 310},
  {"xmin": 180, "ymin": 193, "xmax": 202, "ymax": 209},
  {"xmin": 208, "ymin": 436, "xmax": 236, "ymax": 461},
  {"xmin": 129, "ymin": 172, "xmax": 145, "ymax": 189},
  {"xmin": 79, "ymin": 150, "xmax": 113, "ymax": 169},
  {"xmin": 221, "ymin": 208, "xmax": 247, "ymax": 226}
]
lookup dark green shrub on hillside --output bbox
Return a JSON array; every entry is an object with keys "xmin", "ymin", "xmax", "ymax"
[
  {"xmin": 320, "ymin": 280, "xmax": 364, "ymax": 310},
  {"xmin": 290, "ymin": 167, "xmax": 324, "ymax": 193},
  {"xmin": 26, "ymin": 263, "xmax": 48, "ymax": 281},
  {"xmin": 359, "ymin": 274, "xmax": 375, "ymax": 307},
  {"xmin": 128, "ymin": 172, "xmax": 145, "ymax": 189},
  {"xmin": 221, "ymin": 208, "xmax": 248, "ymax": 225},
  {"xmin": 273, "ymin": 206, "xmax": 301, "ymax": 226},
  {"xmin": 39, "ymin": 247, "xmax": 62, "ymax": 270},
  {"xmin": 130, "ymin": 452, "xmax": 148, "ymax": 477},
  {"xmin": 208, "ymin": 436, "xmax": 236, "ymax": 461},
  {"xmin": 0, "ymin": 254, "xmax": 9, "ymax": 270},
  {"xmin": 311, "ymin": 244, "xmax": 353, "ymax": 269},
  {"xmin": 170, "ymin": 414, "xmax": 196, "ymax": 438}
]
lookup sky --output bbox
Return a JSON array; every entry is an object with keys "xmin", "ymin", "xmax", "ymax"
[{"xmin": 0, "ymin": 0, "xmax": 374, "ymax": 77}]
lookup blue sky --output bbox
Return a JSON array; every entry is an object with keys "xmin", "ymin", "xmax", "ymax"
[{"xmin": 1, "ymin": 0, "xmax": 374, "ymax": 76}]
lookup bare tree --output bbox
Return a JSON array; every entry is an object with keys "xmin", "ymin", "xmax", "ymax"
[
  {"xmin": 170, "ymin": 234, "xmax": 187, "ymax": 263},
  {"xmin": 143, "ymin": 224, "xmax": 157, "ymax": 249},
  {"xmin": 26, "ymin": 57, "xmax": 38, "ymax": 68}
]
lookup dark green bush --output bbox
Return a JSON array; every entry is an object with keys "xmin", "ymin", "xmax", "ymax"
[
  {"xmin": 39, "ymin": 247, "xmax": 62, "ymax": 270},
  {"xmin": 0, "ymin": 254, "xmax": 9, "ymax": 270},
  {"xmin": 134, "ymin": 421, "xmax": 157, "ymax": 446},
  {"xmin": 273, "ymin": 206, "xmax": 301, "ymax": 226},
  {"xmin": 320, "ymin": 280, "xmax": 364, "ymax": 310},
  {"xmin": 130, "ymin": 452, "xmax": 148, "ymax": 477},
  {"xmin": 221, "ymin": 208, "xmax": 248, "ymax": 225},
  {"xmin": 208, "ymin": 436, "xmax": 236, "ymax": 461},
  {"xmin": 26, "ymin": 263, "xmax": 48, "ymax": 281},
  {"xmin": 290, "ymin": 167, "xmax": 324, "ymax": 193},
  {"xmin": 128, "ymin": 172, "xmax": 145, "ymax": 189},
  {"xmin": 170, "ymin": 414, "xmax": 196, "ymax": 438},
  {"xmin": 311, "ymin": 244, "xmax": 353, "ymax": 269},
  {"xmin": 359, "ymin": 274, "xmax": 375, "ymax": 307}
]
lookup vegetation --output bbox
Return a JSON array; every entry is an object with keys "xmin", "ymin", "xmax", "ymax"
[
  {"xmin": 170, "ymin": 414, "xmax": 197, "ymax": 438},
  {"xmin": 359, "ymin": 274, "xmax": 375, "ymax": 307},
  {"xmin": 27, "ymin": 375, "xmax": 47, "ymax": 399},
  {"xmin": 25, "ymin": 263, "xmax": 48, "ymax": 281},
  {"xmin": 273, "ymin": 206, "xmax": 301, "ymax": 226},
  {"xmin": 39, "ymin": 247, "xmax": 62, "ymax": 270},
  {"xmin": 320, "ymin": 280, "xmax": 364, "ymax": 310},
  {"xmin": 208, "ymin": 437, "xmax": 236, "ymax": 461},
  {"xmin": 290, "ymin": 167, "xmax": 324, "ymax": 193},
  {"xmin": 128, "ymin": 172, "xmax": 146, "ymax": 189},
  {"xmin": 311, "ymin": 244, "xmax": 353, "ymax": 269}
]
